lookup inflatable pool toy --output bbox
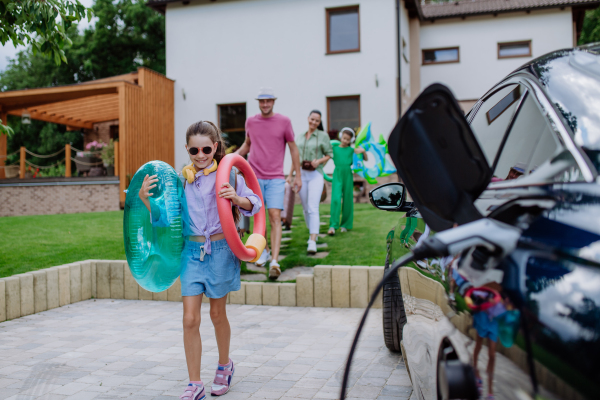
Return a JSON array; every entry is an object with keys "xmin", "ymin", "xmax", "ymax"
[
  {"xmin": 352, "ymin": 122, "xmax": 396, "ymax": 184},
  {"xmin": 464, "ymin": 287, "xmax": 502, "ymax": 312},
  {"xmin": 498, "ymin": 309, "xmax": 520, "ymax": 347},
  {"xmin": 123, "ymin": 161, "xmax": 187, "ymax": 292},
  {"xmin": 216, "ymin": 154, "xmax": 267, "ymax": 262}
]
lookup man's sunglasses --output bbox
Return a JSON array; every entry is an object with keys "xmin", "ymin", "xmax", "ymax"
[{"xmin": 188, "ymin": 146, "xmax": 213, "ymax": 156}]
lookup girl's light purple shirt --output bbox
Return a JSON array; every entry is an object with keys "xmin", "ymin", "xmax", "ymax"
[{"xmin": 183, "ymin": 169, "xmax": 262, "ymax": 255}]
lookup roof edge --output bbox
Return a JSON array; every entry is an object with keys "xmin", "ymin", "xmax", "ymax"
[
  {"xmin": 421, "ymin": 1, "xmax": 600, "ymax": 21},
  {"xmin": 146, "ymin": 0, "xmax": 172, "ymax": 15}
]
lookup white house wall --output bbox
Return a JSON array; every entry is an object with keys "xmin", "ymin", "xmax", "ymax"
[
  {"xmin": 399, "ymin": 0, "xmax": 411, "ymax": 102},
  {"xmin": 166, "ymin": 0, "xmax": 399, "ymax": 174},
  {"xmin": 419, "ymin": 9, "xmax": 574, "ymax": 102}
]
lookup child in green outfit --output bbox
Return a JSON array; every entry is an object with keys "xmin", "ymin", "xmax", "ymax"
[{"xmin": 328, "ymin": 127, "xmax": 367, "ymax": 235}]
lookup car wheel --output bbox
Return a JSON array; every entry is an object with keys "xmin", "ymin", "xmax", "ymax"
[
  {"xmin": 437, "ymin": 339, "xmax": 478, "ymax": 400},
  {"xmin": 383, "ymin": 251, "xmax": 407, "ymax": 352}
]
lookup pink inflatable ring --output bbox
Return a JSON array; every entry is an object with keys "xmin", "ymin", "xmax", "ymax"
[{"xmin": 216, "ymin": 154, "xmax": 267, "ymax": 262}]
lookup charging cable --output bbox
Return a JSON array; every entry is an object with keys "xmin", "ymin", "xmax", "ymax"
[
  {"xmin": 340, "ymin": 252, "xmax": 416, "ymax": 399},
  {"xmin": 340, "ymin": 218, "xmax": 522, "ymax": 398}
]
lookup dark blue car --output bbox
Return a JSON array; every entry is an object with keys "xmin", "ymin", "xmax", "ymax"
[{"xmin": 369, "ymin": 44, "xmax": 600, "ymax": 400}]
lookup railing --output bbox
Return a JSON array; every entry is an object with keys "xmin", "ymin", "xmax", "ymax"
[{"xmin": 0, "ymin": 143, "xmax": 119, "ymax": 179}]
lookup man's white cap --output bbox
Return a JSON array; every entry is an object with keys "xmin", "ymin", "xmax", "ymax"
[{"xmin": 256, "ymin": 87, "xmax": 277, "ymax": 100}]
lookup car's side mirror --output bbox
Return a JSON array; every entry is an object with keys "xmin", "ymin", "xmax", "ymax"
[{"xmin": 369, "ymin": 183, "xmax": 413, "ymax": 212}]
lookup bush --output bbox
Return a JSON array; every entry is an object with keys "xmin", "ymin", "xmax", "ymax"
[
  {"xmin": 101, "ymin": 139, "xmax": 115, "ymax": 166},
  {"xmin": 38, "ymin": 164, "xmax": 66, "ymax": 178}
]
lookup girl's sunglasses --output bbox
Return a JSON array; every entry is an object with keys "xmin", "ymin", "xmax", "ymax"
[{"xmin": 188, "ymin": 146, "xmax": 213, "ymax": 155}]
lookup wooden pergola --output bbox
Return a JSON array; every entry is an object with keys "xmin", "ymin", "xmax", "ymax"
[{"xmin": 0, "ymin": 67, "xmax": 174, "ymax": 204}]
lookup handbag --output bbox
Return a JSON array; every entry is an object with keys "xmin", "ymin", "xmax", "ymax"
[
  {"xmin": 302, "ymin": 160, "xmax": 315, "ymax": 171},
  {"xmin": 301, "ymin": 132, "xmax": 319, "ymax": 171}
]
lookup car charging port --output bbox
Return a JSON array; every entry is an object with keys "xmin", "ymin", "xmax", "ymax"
[{"xmin": 470, "ymin": 246, "xmax": 500, "ymax": 271}]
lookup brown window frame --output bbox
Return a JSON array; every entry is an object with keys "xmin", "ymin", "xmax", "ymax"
[
  {"xmin": 217, "ymin": 102, "xmax": 246, "ymax": 133},
  {"xmin": 326, "ymin": 95, "xmax": 361, "ymax": 133},
  {"xmin": 422, "ymin": 46, "xmax": 460, "ymax": 65},
  {"xmin": 497, "ymin": 40, "xmax": 532, "ymax": 59},
  {"xmin": 326, "ymin": 5, "xmax": 360, "ymax": 55}
]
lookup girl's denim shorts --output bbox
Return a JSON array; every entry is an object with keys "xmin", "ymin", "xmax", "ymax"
[{"xmin": 180, "ymin": 238, "xmax": 240, "ymax": 298}]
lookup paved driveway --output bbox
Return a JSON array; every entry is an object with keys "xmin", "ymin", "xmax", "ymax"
[{"xmin": 0, "ymin": 300, "xmax": 412, "ymax": 400}]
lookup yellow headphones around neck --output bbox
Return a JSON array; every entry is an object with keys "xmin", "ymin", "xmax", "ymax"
[{"xmin": 182, "ymin": 160, "xmax": 218, "ymax": 184}]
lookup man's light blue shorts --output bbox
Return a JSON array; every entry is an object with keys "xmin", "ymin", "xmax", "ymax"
[
  {"xmin": 180, "ymin": 238, "xmax": 240, "ymax": 298},
  {"xmin": 258, "ymin": 178, "xmax": 285, "ymax": 210}
]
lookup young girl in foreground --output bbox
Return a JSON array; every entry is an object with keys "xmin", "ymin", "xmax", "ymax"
[{"xmin": 139, "ymin": 121, "xmax": 262, "ymax": 400}]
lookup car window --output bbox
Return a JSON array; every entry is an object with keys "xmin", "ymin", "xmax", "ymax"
[
  {"xmin": 492, "ymin": 94, "xmax": 581, "ymax": 183},
  {"xmin": 470, "ymin": 84, "xmax": 523, "ymax": 165}
]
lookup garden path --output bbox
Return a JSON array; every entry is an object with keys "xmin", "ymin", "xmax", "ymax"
[{"xmin": 0, "ymin": 299, "xmax": 412, "ymax": 400}]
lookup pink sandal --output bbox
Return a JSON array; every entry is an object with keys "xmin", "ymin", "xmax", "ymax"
[{"xmin": 211, "ymin": 359, "xmax": 234, "ymax": 396}]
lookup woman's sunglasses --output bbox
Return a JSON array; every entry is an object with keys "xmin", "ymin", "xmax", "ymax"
[{"xmin": 188, "ymin": 146, "xmax": 213, "ymax": 156}]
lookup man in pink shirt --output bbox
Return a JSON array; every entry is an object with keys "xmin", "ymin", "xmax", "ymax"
[{"xmin": 236, "ymin": 88, "xmax": 302, "ymax": 278}]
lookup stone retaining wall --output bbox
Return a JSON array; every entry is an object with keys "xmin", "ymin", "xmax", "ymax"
[
  {"xmin": 0, "ymin": 182, "xmax": 120, "ymax": 217},
  {"xmin": 0, "ymin": 261, "xmax": 384, "ymax": 322}
]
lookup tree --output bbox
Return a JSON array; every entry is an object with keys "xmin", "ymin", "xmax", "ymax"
[
  {"xmin": 0, "ymin": 0, "xmax": 166, "ymax": 89},
  {"xmin": 579, "ymin": 7, "xmax": 600, "ymax": 45},
  {"xmin": 0, "ymin": 117, "xmax": 12, "ymax": 136},
  {"xmin": 81, "ymin": 0, "xmax": 165, "ymax": 78},
  {"xmin": 0, "ymin": 0, "xmax": 165, "ymax": 166},
  {"xmin": 0, "ymin": 25, "xmax": 85, "ymax": 162},
  {"xmin": 0, "ymin": 0, "xmax": 93, "ymax": 65},
  {"xmin": 0, "ymin": 0, "xmax": 93, "ymax": 134},
  {"xmin": 0, "ymin": 26, "xmax": 84, "ymax": 92}
]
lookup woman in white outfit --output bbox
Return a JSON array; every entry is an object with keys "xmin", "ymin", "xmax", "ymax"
[{"xmin": 287, "ymin": 110, "xmax": 333, "ymax": 254}]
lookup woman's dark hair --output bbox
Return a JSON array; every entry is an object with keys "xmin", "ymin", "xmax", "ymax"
[
  {"xmin": 185, "ymin": 120, "xmax": 239, "ymax": 225},
  {"xmin": 309, "ymin": 110, "xmax": 324, "ymax": 131}
]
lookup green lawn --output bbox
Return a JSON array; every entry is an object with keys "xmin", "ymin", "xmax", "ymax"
[
  {"xmin": 0, "ymin": 204, "xmax": 403, "ymax": 278},
  {"xmin": 0, "ymin": 211, "xmax": 126, "ymax": 278},
  {"xmin": 276, "ymin": 203, "xmax": 402, "ymax": 270}
]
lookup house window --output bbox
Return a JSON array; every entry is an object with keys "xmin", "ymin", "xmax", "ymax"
[
  {"xmin": 327, "ymin": 96, "xmax": 360, "ymax": 137},
  {"xmin": 422, "ymin": 47, "xmax": 459, "ymax": 65},
  {"xmin": 218, "ymin": 103, "xmax": 246, "ymax": 153},
  {"xmin": 326, "ymin": 6, "xmax": 360, "ymax": 54},
  {"xmin": 498, "ymin": 41, "xmax": 531, "ymax": 59}
]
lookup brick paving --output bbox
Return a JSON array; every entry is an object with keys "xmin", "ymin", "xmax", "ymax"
[{"xmin": 0, "ymin": 300, "xmax": 412, "ymax": 400}]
